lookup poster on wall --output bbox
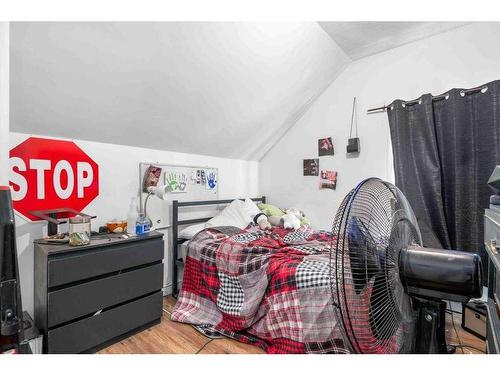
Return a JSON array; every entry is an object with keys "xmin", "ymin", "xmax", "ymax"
[
  {"xmin": 142, "ymin": 165, "xmax": 162, "ymax": 193},
  {"xmin": 165, "ymin": 172, "xmax": 188, "ymax": 193},
  {"xmin": 205, "ymin": 169, "xmax": 217, "ymax": 190},
  {"xmin": 318, "ymin": 137, "xmax": 334, "ymax": 156},
  {"xmin": 319, "ymin": 170, "xmax": 337, "ymax": 190},
  {"xmin": 303, "ymin": 159, "xmax": 319, "ymax": 176}
]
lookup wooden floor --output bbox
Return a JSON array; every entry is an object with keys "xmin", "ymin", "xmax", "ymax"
[{"xmin": 98, "ymin": 296, "xmax": 485, "ymax": 354}]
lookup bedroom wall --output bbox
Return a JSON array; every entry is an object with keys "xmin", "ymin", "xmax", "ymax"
[
  {"xmin": 260, "ymin": 22, "xmax": 500, "ymax": 230},
  {"xmin": 10, "ymin": 132, "xmax": 259, "ymax": 316},
  {"xmin": 0, "ymin": 23, "xmax": 8, "ymax": 185}
]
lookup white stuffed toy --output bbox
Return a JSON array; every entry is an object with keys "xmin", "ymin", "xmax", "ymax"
[{"xmin": 281, "ymin": 208, "xmax": 303, "ymax": 230}]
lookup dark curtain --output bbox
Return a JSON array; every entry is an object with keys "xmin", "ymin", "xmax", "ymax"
[{"xmin": 388, "ymin": 80, "xmax": 500, "ymax": 272}]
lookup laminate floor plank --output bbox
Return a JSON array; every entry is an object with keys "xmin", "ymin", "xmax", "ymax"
[{"xmin": 99, "ymin": 296, "xmax": 486, "ymax": 354}]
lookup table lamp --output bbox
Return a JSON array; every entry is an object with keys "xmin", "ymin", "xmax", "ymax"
[{"xmin": 142, "ymin": 184, "xmax": 172, "ymax": 231}]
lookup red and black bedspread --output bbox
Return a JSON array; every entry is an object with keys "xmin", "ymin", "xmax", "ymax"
[{"xmin": 171, "ymin": 225, "xmax": 350, "ymax": 354}]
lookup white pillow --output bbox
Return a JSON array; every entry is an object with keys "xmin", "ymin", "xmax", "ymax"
[
  {"xmin": 178, "ymin": 223, "xmax": 206, "ymax": 239},
  {"xmin": 243, "ymin": 198, "xmax": 260, "ymax": 219},
  {"xmin": 205, "ymin": 199, "xmax": 250, "ymax": 229}
]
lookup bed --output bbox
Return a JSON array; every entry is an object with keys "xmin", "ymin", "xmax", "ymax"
[{"xmin": 170, "ymin": 197, "xmax": 355, "ymax": 354}]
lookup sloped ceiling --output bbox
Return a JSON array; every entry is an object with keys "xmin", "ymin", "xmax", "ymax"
[
  {"xmin": 10, "ymin": 22, "xmax": 350, "ymax": 160},
  {"xmin": 319, "ymin": 22, "xmax": 469, "ymax": 60}
]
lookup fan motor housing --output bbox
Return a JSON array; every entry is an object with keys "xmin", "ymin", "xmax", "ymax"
[{"xmin": 398, "ymin": 246, "xmax": 482, "ymax": 302}]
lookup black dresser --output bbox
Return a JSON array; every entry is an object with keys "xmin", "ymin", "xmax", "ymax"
[
  {"xmin": 34, "ymin": 232, "xmax": 164, "ymax": 353},
  {"xmin": 484, "ymin": 208, "xmax": 500, "ymax": 353}
]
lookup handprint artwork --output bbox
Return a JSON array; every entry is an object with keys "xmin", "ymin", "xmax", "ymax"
[
  {"xmin": 205, "ymin": 170, "xmax": 217, "ymax": 190},
  {"xmin": 165, "ymin": 172, "xmax": 188, "ymax": 193},
  {"xmin": 178, "ymin": 174, "xmax": 187, "ymax": 192}
]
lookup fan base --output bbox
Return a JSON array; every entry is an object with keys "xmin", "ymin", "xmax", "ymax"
[
  {"xmin": 414, "ymin": 299, "xmax": 448, "ymax": 354},
  {"xmin": 446, "ymin": 345, "xmax": 457, "ymax": 354}
]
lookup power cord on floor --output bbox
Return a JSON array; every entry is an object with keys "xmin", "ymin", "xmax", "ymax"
[
  {"xmin": 163, "ymin": 305, "xmax": 214, "ymax": 354},
  {"xmin": 196, "ymin": 339, "xmax": 214, "ymax": 354},
  {"xmin": 449, "ymin": 344, "xmax": 486, "ymax": 354}
]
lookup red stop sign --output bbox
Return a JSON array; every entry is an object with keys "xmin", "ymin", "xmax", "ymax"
[{"xmin": 9, "ymin": 137, "xmax": 99, "ymax": 221}]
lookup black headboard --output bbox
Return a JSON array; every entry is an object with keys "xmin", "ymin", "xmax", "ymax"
[{"xmin": 171, "ymin": 196, "xmax": 266, "ymax": 297}]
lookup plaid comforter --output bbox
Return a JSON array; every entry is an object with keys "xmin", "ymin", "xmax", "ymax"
[{"xmin": 171, "ymin": 225, "xmax": 350, "ymax": 354}]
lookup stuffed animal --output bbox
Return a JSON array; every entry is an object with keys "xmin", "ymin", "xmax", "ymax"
[
  {"xmin": 257, "ymin": 203, "xmax": 311, "ymax": 229},
  {"xmin": 281, "ymin": 208, "xmax": 304, "ymax": 230},
  {"xmin": 253, "ymin": 213, "xmax": 272, "ymax": 230},
  {"xmin": 258, "ymin": 203, "xmax": 285, "ymax": 226},
  {"xmin": 281, "ymin": 213, "xmax": 301, "ymax": 230}
]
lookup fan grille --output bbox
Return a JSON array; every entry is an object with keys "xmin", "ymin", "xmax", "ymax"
[{"xmin": 330, "ymin": 178, "xmax": 422, "ymax": 353}]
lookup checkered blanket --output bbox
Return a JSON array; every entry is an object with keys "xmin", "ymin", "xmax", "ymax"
[{"xmin": 171, "ymin": 225, "xmax": 351, "ymax": 354}]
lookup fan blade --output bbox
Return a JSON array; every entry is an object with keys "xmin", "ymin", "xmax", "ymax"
[
  {"xmin": 348, "ymin": 216, "xmax": 381, "ymax": 294},
  {"xmin": 369, "ymin": 272, "xmax": 400, "ymax": 340}
]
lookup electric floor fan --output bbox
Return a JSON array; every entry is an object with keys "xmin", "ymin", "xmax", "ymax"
[{"xmin": 330, "ymin": 178, "xmax": 482, "ymax": 353}]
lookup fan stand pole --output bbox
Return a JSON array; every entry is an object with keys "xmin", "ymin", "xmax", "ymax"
[{"xmin": 414, "ymin": 299, "xmax": 449, "ymax": 354}]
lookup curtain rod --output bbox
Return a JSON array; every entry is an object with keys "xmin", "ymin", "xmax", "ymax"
[{"xmin": 366, "ymin": 85, "xmax": 488, "ymax": 114}]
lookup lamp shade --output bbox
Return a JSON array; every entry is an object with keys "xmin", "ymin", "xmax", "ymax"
[{"xmin": 147, "ymin": 184, "xmax": 171, "ymax": 200}]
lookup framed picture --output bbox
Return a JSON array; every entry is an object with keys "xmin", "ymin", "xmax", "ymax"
[
  {"xmin": 142, "ymin": 165, "xmax": 162, "ymax": 193},
  {"xmin": 318, "ymin": 137, "xmax": 334, "ymax": 156},
  {"xmin": 320, "ymin": 170, "xmax": 337, "ymax": 190},
  {"xmin": 303, "ymin": 159, "xmax": 319, "ymax": 176}
]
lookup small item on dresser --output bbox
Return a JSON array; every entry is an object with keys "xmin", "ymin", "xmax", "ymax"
[
  {"xmin": 106, "ymin": 220, "xmax": 127, "ymax": 234},
  {"xmin": 135, "ymin": 213, "xmax": 152, "ymax": 235},
  {"xmin": 43, "ymin": 233, "xmax": 68, "ymax": 243},
  {"xmin": 127, "ymin": 197, "xmax": 139, "ymax": 235},
  {"xmin": 68, "ymin": 215, "xmax": 91, "ymax": 246}
]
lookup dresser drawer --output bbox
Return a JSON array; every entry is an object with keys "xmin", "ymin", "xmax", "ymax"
[
  {"xmin": 47, "ymin": 262, "xmax": 163, "ymax": 327},
  {"xmin": 47, "ymin": 291, "xmax": 163, "ymax": 353},
  {"xmin": 48, "ymin": 237, "xmax": 163, "ymax": 287}
]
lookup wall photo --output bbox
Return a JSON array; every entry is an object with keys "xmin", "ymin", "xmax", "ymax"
[
  {"xmin": 303, "ymin": 158, "xmax": 319, "ymax": 176},
  {"xmin": 318, "ymin": 137, "xmax": 334, "ymax": 156},
  {"xmin": 319, "ymin": 170, "xmax": 337, "ymax": 190}
]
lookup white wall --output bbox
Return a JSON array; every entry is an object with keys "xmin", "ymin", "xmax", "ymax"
[
  {"xmin": 260, "ymin": 22, "xmax": 500, "ymax": 230},
  {"xmin": 10, "ymin": 132, "xmax": 258, "ymax": 316},
  {"xmin": 0, "ymin": 23, "xmax": 8, "ymax": 184}
]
